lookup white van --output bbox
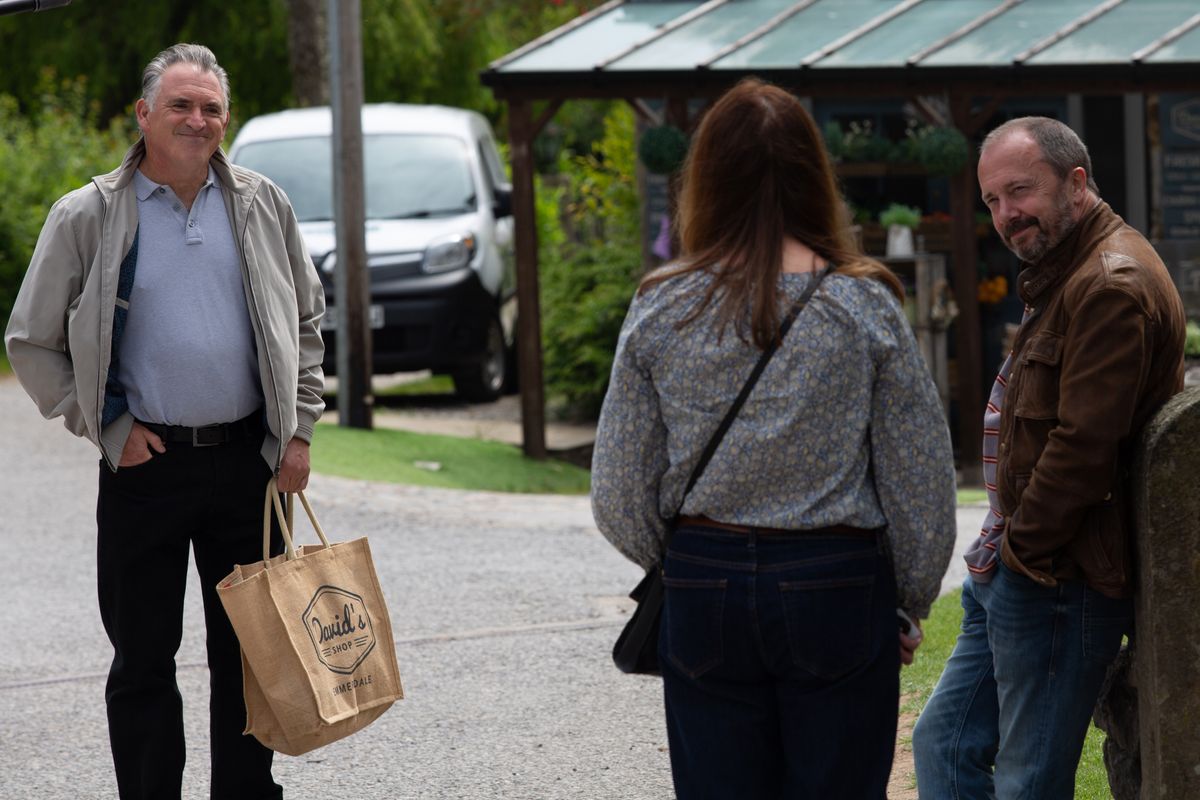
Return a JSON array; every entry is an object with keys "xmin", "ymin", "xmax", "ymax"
[{"xmin": 229, "ymin": 103, "xmax": 516, "ymax": 401}]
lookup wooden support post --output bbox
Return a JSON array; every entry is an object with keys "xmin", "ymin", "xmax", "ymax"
[
  {"xmin": 508, "ymin": 99, "xmax": 547, "ymax": 459},
  {"xmin": 949, "ymin": 94, "xmax": 983, "ymax": 485},
  {"xmin": 665, "ymin": 96, "xmax": 690, "ymax": 256}
]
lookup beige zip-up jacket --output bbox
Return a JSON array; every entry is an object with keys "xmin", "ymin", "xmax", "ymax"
[{"xmin": 4, "ymin": 138, "xmax": 325, "ymax": 472}]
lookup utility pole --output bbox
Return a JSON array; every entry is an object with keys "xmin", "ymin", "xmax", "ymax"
[{"xmin": 329, "ymin": 0, "xmax": 372, "ymax": 428}]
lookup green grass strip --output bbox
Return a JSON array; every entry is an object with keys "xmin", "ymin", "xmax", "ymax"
[
  {"xmin": 376, "ymin": 374, "xmax": 455, "ymax": 396},
  {"xmin": 904, "ymin": 590, "xmax": 1112, "ymax": 799},
  {"xmin": 956, "ymin": 488, "xmax": 988, "ymax": 505},
  {"xmin": 322, "ymin": 374, "xmax": 455, "ymax": 401},
  {"xmin": 311, "ymin": 421, "xmax": 590, "ymax": 494}
]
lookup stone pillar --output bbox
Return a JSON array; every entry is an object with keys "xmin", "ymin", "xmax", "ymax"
[{"xmin": 1130, "ymin": 387, "xmax": 1200, "ymax": 799}]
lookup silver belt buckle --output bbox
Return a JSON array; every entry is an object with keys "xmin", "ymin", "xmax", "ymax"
[{"xmin": 192, "ymin": 424, "xmax": 222, "ymax": 447}]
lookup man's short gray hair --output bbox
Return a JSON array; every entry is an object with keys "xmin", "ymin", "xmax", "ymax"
[
  {"xmin": 141, "ymin": 43, "xmax": 230, "ymax": 111},
  {"xmin": 981, "ymin": 116, "xmax": 1100, "ymax": 194}
]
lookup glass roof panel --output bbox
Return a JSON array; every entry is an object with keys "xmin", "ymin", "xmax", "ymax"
[
  {"xmin": 922, "ymin": 0, "xmax": 1099, "ymax": 66},
  {"xmin": 820, "ymin": 0, "xmax": 1003, "ymax": 68},
  {"xmin": 1145, "ymin": 19, "xmax": 1200, "ymax": 62},
  {"xmin": 713, "ymin": 0, "xmax": 908, "ymax": 69},
  {"xmin": 1029, "ymin": 0, "xmax": 1200, "ymax": 64},
  {"xmin": 498, "ymin": 3, "xmax": 698, "ymax": 72},
  {"xmin": 610, "ymin": 0, "xmax": 796, "ymax": 70}
]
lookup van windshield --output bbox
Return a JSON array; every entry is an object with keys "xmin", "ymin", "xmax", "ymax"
[{"xmin": 233, "ymin": 134, "xmax": 477, "ymax": 223}]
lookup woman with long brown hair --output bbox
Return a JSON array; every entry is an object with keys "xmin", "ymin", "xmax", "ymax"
[{"xmin": 591, "ymin": 79, "xmax": 956, "ymax": 798}]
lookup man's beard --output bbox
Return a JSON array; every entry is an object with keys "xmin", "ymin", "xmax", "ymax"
[{"xmin": 1001, "ymin": 189, "xmax": 1075, "ymax": 263}]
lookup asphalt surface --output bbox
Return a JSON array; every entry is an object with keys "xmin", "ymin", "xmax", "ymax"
[{"xmin": 0, "ymin": 376, "xmax": 984, "ymax": 799}]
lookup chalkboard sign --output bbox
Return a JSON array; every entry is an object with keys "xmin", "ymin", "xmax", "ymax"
[
  {"xmin": 1157, "ymin": 239, "xmax": 1200, "ymax": 320},
  {"xmin": 1160, "ymin": 94, "xmax": 1200, "ymax": 240}
]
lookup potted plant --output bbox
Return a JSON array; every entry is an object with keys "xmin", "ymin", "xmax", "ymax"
[{"xmin": 879, "ymin": 203, "xmax": 921, "ymax": 257}]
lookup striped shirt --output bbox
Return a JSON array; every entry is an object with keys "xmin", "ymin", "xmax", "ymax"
[{"xmin": 963, "ymin": 306, "xmax": 1031, "ymax": 579}]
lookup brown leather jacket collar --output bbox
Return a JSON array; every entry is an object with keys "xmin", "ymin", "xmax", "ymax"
[{"xmin": 1016, "ymin": 201, "xmax": 1124, "ymax": 306}]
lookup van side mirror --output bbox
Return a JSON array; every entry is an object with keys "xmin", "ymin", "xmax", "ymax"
[{"xmin": 493, "ymin": 185, "xmax": 513, "ymax": 219}]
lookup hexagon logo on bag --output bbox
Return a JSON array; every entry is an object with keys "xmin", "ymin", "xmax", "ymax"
[{"xmin": 302, "ymin": 585, "xmax": 377, "ymax": 674}]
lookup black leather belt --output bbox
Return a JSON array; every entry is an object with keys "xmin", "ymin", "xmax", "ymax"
[{"xmin": 137, "ymin": 412, "xmax": 263, "ymax": 447}]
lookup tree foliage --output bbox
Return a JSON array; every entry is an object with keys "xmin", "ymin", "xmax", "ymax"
[
  {"xmin": 0, "ymin": 0, "xmax": 626, "ymax": 387},
  {"xmin": 539, "ymin": 104, "xmax": 643, "ymax": 419},
  {"xmin": 0, "ymin": 74, "xmax": 132, "ymax": 325},
  {"xmin": 0, "ymin": 0, "xmax": 604, "ymax": 127},
  {"xmin": 0, "ymin": 1, "xmax": 292, "ymax": 123}
]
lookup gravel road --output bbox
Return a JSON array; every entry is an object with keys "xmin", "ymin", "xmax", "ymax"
[
  {"xmin": 0, "ymin": 376, "xmax": 666, "ymax": 799},
  {"xmin": 0, "ymin": 375, "xmax": 983, "ymax": 799}
]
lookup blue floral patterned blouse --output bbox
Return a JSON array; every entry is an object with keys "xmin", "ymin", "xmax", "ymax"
[{"xmin": 590, "ymin": 268, "xmax": 957, "ymax": 618}]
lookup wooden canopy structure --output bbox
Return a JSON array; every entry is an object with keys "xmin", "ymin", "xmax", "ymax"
[{"xmin": 482, "ymin": 0, "xmax": 1200, "ymax": 479}]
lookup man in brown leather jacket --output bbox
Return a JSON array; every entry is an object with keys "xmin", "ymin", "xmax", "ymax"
[{"xmin": 913, "ymin": 117, "xmax": 1185, "ymax": 799}]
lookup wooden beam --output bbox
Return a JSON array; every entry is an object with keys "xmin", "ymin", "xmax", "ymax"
[
  {"xmin": 507, "ymin": 99, "xmax": 547, "ymax": 459},
  {"xmin": 625, "ymin": 98, "xmax": 663, "ymax": 128},
  {"xmin": 485, "ymin": 65, "xmax": 1200, "ymax": 104},
  {"xmin": 665, "ymin": 96, "xmax": 690, "ymax": 256},
  {"xmin": 966, "ymin": 95, "xmax": 1007, "ymax": 136},
  {"xmin": 909, "ymin": 95, "xmax": 947, "ymax": 127},
  {"xmin": 949, "ymin": 93, "xmax": 984, "ymax": 486},
  {"xmin": 531, "ymin": 98, "xmax": 565, "ymax": 140}
]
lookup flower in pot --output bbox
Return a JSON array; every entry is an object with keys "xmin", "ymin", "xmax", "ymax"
[{"xmin": 879, "ymin": 203, "xmax": 921, "ymax": 257}]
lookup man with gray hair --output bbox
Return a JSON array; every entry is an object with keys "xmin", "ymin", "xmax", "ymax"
[
  {"xmin": 5, "ymin": 43, "xmax": 324, "ymax": 798},
  {"xmin": 911, "ymin": 116, "xmax": 1185, "ymax": 797}
]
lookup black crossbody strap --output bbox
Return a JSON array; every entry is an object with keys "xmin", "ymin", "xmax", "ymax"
[{"xmin": 672, "ymin": 263, "xmax": 833, "ymax": 521}]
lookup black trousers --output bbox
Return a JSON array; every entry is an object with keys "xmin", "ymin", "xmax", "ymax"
[{"xmin": 97, "ymin": 436, "xmax": 283, "ymax": 800}]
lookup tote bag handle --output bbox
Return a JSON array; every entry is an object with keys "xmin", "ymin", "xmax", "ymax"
[{"xmin": 261, "ymin": 476, "xmax": 331, "ymax": 562}]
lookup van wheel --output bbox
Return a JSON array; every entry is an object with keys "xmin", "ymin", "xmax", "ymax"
[{"xmin": 452, "ymin": 316, "xmax": 506, "ymax": 403}]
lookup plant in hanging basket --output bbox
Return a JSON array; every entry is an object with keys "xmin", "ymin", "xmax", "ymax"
[
  {"xmin": 914, "ymin": 126, "xmax": 970, "ymax": 176},
  {"xmin": 638, "ymin": 125, "xmax": 689, "ymax": 175}
]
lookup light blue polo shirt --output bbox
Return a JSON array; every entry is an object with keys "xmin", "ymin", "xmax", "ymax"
[{"xmin": 117, "ymin": 168, "xmax": 263, "ymax": 426}]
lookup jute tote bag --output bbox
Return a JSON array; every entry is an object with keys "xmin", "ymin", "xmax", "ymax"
[{"xmin": 217, "ymin": 479, "xmax": 404, "ymax": 756}]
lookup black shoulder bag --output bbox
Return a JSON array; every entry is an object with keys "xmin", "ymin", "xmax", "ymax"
[{"xmin": 613, "ymin": 264, "xmax": 832, "ymax": 674}]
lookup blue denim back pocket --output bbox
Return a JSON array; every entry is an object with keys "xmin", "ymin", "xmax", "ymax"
[
  {"xmin": 661, "ymin": 576, "xmax": 728, "ymax": 679},
  {"xmin": 778, "ymin": 573, "xmax": 875, "ymax": 680}
]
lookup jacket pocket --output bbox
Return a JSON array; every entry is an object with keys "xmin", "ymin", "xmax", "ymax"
[
  {"xmin": 1068, "ymin": 499, "xmax": 1127, "ymax": 593},
  {"xmin": 1013, "ymin": 331, "xmax": 1063, "ymax": 421}
]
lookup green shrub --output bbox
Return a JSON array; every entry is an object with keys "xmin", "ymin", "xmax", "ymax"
[
  {"xmin": 539, "ymin": 103, "xmax": 642, "ymax": 420},
  {"xmin": 1185, "ymin": 320, "xmax": 1200, "ymax": 358},
  {"xmin": 0, "ymin": 73, "xmax": 131, "ymax": 329},
  {"xmin": 914, "ymin": 125, "xmax": 970, "ymax": 176},
  {"xmin": 822, "ymin": 119, "xmax": 895, "ymax": 163}
]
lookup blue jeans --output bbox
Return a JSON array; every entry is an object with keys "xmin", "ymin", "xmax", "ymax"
[
  {"xmin": 659, "ymin": 523, "xmax": 899, "ymax": 800},
  {"xmin": 912, "ymin": 558, "xmax": 1132, "ymax": 799}
]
